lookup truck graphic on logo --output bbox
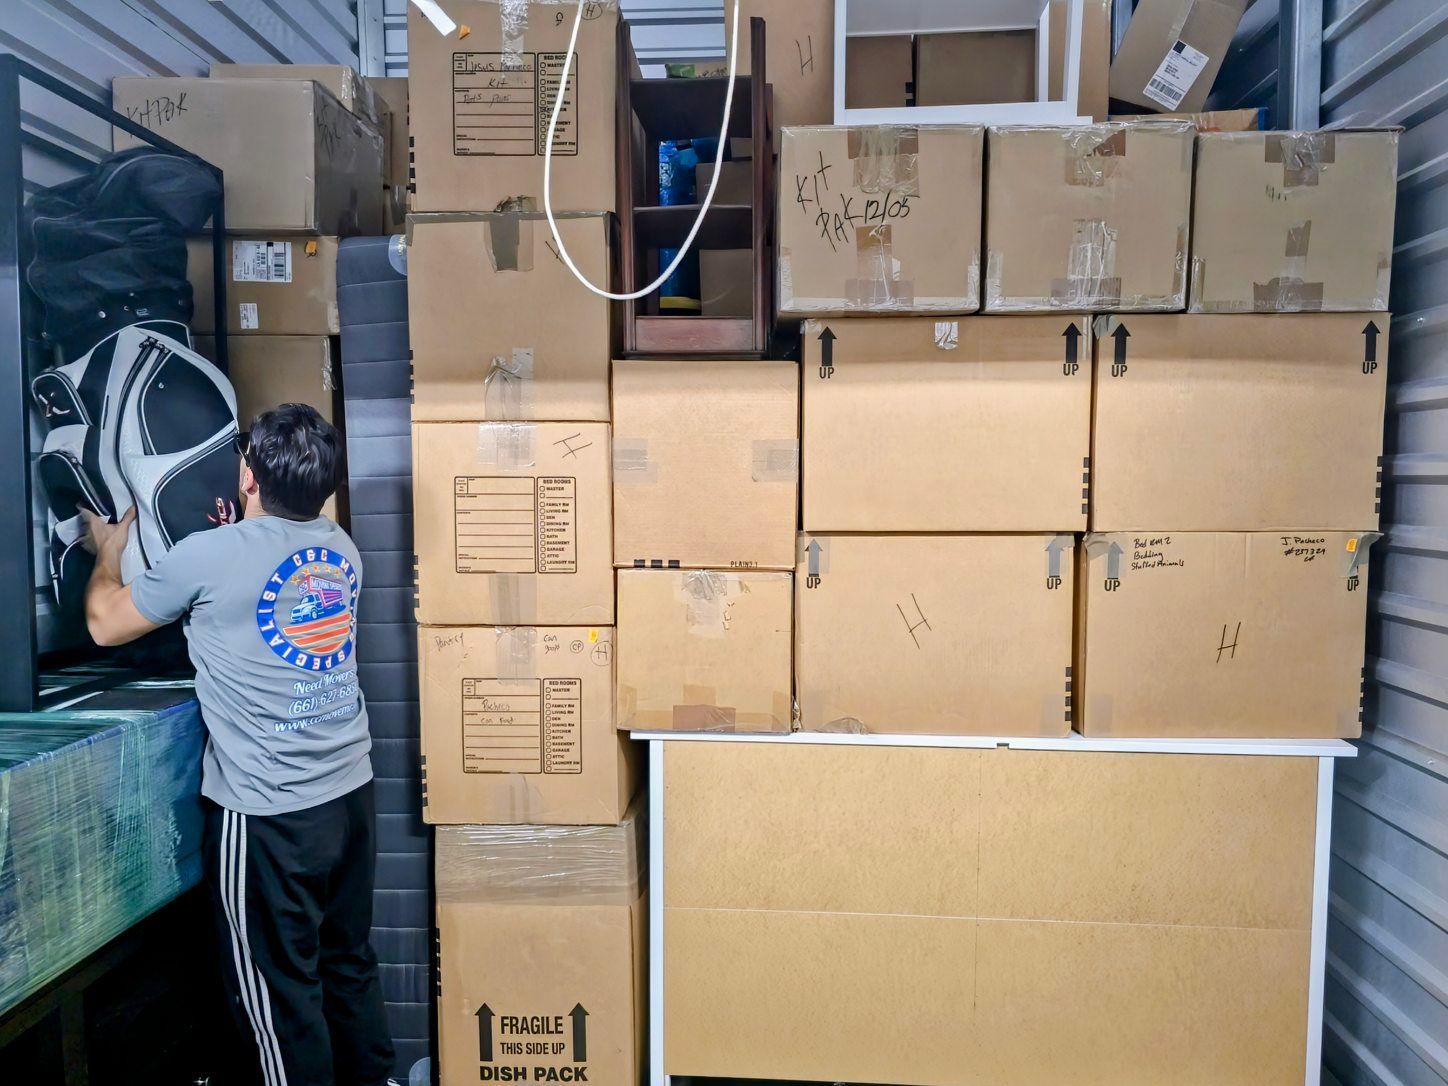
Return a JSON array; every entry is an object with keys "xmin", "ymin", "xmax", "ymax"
[{"xmin": 290, "ymin": 573, "xmax": 347, "ymax": 624}]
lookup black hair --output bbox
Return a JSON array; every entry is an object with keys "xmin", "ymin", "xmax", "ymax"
[{"xmin": 244, "ymin": 403, "xmax": 341, "ymax": 520}]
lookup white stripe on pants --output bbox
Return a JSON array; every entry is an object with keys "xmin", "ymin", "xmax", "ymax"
[{"xmin": 220, "ymin": 808, "xmax": 290, "ymax": 1086}]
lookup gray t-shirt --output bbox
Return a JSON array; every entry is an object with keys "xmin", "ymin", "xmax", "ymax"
[{"xmin": 132, "ymin": 515, "xmax": 373, "ymax": 815}]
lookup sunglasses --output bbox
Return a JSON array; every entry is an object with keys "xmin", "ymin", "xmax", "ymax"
[{"xmin": 232, "ymin": 429, "xmax": 251, "ymax": 462}]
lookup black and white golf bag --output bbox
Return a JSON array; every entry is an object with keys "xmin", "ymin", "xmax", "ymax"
[
  {"xmin": 32, "ymin": 325, "xmax": 240, "ymax": 613},
  {"xmin": 26, "ymin": 148, "xmax": 239, "ymax": 616}
]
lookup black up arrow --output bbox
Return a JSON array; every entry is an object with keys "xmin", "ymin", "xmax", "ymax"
[
  {"xmin": 1363, "ymin": 320, "xmax": 1380, "ymax": 363},
  {"xmin": 807, "ymin": 539, "xmax": 822, "ymax": 578},
  {"xmin": 476, "ymin": 1004, "xmax": 494, "ymax": 1062},
  {"xmin": 1062, "ymin": 323, "xmax": 1081, "ymax": 373},
  {"xmin": 817, "ymin": 325, "xmax": 836, "ymax": 378},
  {"xmin": 1112, "ymin": 323, "xmax": 1131, "ymax": 371},
  {"xmin": 570, "ymin": 1003, "xmax": 589, "ymax": 1063}
]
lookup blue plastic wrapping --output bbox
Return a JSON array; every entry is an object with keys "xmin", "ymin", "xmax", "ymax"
[{"xmin": 0, "ymin": 694, "xmax": 205, "ymax": 1015}]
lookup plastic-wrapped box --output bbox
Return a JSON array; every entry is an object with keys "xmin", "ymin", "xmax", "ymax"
[
  {"xmin": 0, "ymin": 696, "xmax": 204, "ymax": 1014},
  {"xmin": 435, "ymin": 803, "xmax": 646, "ymax": 1085}
]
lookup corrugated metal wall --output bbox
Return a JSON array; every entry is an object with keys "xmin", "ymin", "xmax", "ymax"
[
  {"xmin": 1, "ymin": 1, "xmax": 360, "ymax": 654},
  {"xmin": 1219, "ymin": 4, "xmax": 1448, "ymax": 1085}
]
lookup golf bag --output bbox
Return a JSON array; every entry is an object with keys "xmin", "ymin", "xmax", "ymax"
[{"xmin": 26, "ymin": 149, "xmax": 239, "ymax": 616}]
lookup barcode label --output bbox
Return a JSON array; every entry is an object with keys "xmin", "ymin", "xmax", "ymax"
[
  {"xmin": 239, "ymin": 302, "xmax": 259, "ymax": 330},
  {"xmin": 232, "ymin": 240, "xmax": 293, "ymax": 283},
  {"xmin": 1141, "ymin": 40, "xmax": 1209, "ymax": 109}
]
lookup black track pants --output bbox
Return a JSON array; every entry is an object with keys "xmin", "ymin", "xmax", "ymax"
[{"xmin": 203, "ymin": 781, "xmax": 396, "ymax": 1086}]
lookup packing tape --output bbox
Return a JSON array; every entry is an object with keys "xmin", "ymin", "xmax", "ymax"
[
  {"xmin": 671, "ymin": 700, "xmax": 738, "ymax": 732},
  {"xmin": 934, "ymin": 321, "xmax": 959, "ymax": 351},
  {"xmin": 750, "ymin": 439, "xmax": 798, "ymax": 483},
  {"xmin": 1343, "ymin": 532, "xmax": 1383, "ymax": 579},
  {"xmin": 476, "ymin": 421, "xmax": 537, "ymax": 469},
  {"xmin": 485, "ymin": 214, "xmax": 535, "ymax": 272},
  {"xmin": 494, "ymin": 626, "xmax": 537, "ymax": 680},
  {"xmin": 404, "ymin": 209, "xmax": 603, "ymax": 245},
  {"xmin": 612, "ymin": 438, "xmax": 656, "ymax": 483},
  {"xmin": 847, "ymin": 126, "xmax": 921, "ymax": 196},
  {"xmin": 1051, "ymin": 219, "xmax": 1121, "ymax": 307},
  {"xmin": 320, "ymin": 339, "xmax": 337, "ymax": 393},
  {"xmin": 778, "ymin": 250, "xmax": 796, "ymax": 311},
  {"xmin": 814, "ymin": 716, "xmax": 869, "ymax": 735},
  {"xmin": 847, "ymin": 224, "xmax": 915, "ymax": 309},
  {"xmin": 1265, "ymin": 132, "xmax": 1337, "ymax": 187},
  {"xmin": 489, "ymin": 572, "xmax": 538, "ymax": 626},
  {"xmin": 676, "ymin": 570, "xmax": 732, "ymax": 639},
  {"xmin": 388, "ymin": 233, "xmax": 408, "ymax": 276},
  {"xmin": 499, "ymin": 0, "xmax": 529, "ymax": 58},
  {"xmin": 484, "ymin": 347, "xmax": 535, "ymax": 419},
  {"xmin": 1063, "ymin": 126, "xmax": 1127, "ymax": 187},
  {"xmin": 1253, "ymin": 277, "xmax": 1325, "ymax": 311}
]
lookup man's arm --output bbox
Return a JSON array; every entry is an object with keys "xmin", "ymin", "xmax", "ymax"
[{"xmin": 81, "ymin": 507, "xmax": 161, "ymax": 647}]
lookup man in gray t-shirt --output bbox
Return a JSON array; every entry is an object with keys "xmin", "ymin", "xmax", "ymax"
[{"xmin": 82, "ymin": 403, "xmax": 396, "ymax": 1086}]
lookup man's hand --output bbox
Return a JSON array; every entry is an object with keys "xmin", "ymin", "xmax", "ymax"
[
  {"xmin": 80, "ymin": 505, "xmax": 159, "ymax": 647},
  {"xmin": 80, "ymin": 504, "xmax": 135, "ymax": 558}
]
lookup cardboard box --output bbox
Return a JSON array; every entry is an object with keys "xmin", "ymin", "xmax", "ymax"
[
  {"xmin": 1111, "ymin": 106, "xmax": 1265, "ymax": 130},
  {"xmin": 917, "ymin": 31, "xmax": 1036, "ymax": 107},
  {"xmin": 612, "ymin": 361, "xmax": 797, "ymax": 570},
  {"xmin": 616, "ymin": 569, "xmax": 792, "ymax": 732},
  {"xmin": 1109, "ymin": 0, "xmax": 1249, "ymax": 114},
  {"xmin": 408, "ymin": 213, "xmax": 612, "ymax": 422},
  {"xmin": 699, "ymin": 249, "xmax": 753, "ymax": 316},
  {"xmin": 187, "ymin": 236, "xmax": 340, "ymax": 335},
  {"xmin": 738, "ymin": 0, "xmax": 833, "ymax": 126},
  {"xmin": 843, "ymin": 35, "xmax": 914, "ymax": 109},
  {"xmin": 1190, "ymin": 130, "xmax": 1400, "ymax": 313},
  {"xmin": 1091, "ymin": 314, "xmax": 1387, "ymax": 531},
  {"xmin": 208, "ymin": 63, "xmax": 383, "ymax": 127},
  {"xmin": 1077, "ymin": 531, "xmax": 1372, "ymax": 738},
  {"xmin": 407, "ymin": 0, "xmax": 617, "ymax": 213},
  {"xmin": 196, "ymin": 335, "xmax": 337, "ymax": 424},
  {"xmin": 663, "ymin": 741, "xmax": 1318, "ymax": 1083},
  {"xmin": 801, "ymin": 316, "xmax": 1092, "ymax": 531},
  {"xmin": 436, "ymin": 810, "xmax": 644, "ymax": 1086},
  {"xmin": 417, "ymin": 625, "xmax": 639, "ymax": 824},
  {"xmin": 1049, "ymin": 0, "xmax": 1112, "ymax": 120},
  {"xmin": 369, "ymin": 76, "xmax": 411, "ymax": 232},
  {"xmin": 112, "ymin": 78, "xmax": 384, "ymax": 235},
  {"xmin": 195, "ymin": 334, "xmax": 341, "ymax": 519},
  {"xmin": 984, "ymin": 122, "xmax": 1194, "ymax": 311},
  {"xmin": 795, "ymin": 534, "xmax": 1074, "ymax": 735},
  {"xmin": 695, "ymin": 160, "xmax": 753, "ymax": 205},
  {"xmin": 778, "ymin": 125, "xmax": 984, "ymax": 316},
  {"xmin": 412, "ymin": 422, "xmax": 613, "ymax": 626}
]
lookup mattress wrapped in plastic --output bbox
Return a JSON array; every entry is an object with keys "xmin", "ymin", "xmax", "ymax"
[{"xmin": 0, "ymin": 695, "xmax": 204, "ymax": 1015}]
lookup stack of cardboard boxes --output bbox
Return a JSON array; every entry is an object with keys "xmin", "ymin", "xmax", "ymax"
[
  {"xmin": 770, "ymin": 118, "xmax": 1397, "ymax": 741},
  {"xmin": 114, "ymin": 63, "xmax": 392, "ymax": 522},
  {"xmin": 404, "ymin": 4, "xmax": 645, "ymax": 1084}
]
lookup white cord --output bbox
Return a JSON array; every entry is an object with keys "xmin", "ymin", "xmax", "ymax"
[{"xmin": 543, "ymin": 0, "xmax": 742, "ymax": 301}]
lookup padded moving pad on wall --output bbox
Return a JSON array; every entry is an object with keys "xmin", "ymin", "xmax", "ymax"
[
  {"xmin": 337, "ymin": 235, "xmax": 430, "ymax": 1077},
  {"xmin": 0, "ymin": 689, "xmax": 204, "ymax": 1016}
]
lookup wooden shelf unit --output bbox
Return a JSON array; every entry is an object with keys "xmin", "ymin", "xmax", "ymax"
[{"xmin": 615, "ymin": 17, "xmax": 775, "ymax": 358}]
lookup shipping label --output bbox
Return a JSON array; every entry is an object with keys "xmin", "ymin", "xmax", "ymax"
[
  {"xmin": 453, "ymin": 476, "xmax": 577, "ymax": 575},
  {"xmin": 1142, "ymin": 41, "xmax": 1209, "ymax": 109},
  {"xmin": 452, "ymin": 52, "xmax": 579, "ymax": 157},
  {"xmin": 233, "ymin": 240, "xmax": 293, "ymax": 283},
  {"xmin": 461, "ymin": 677, "xmax": 583, "ymax": 774},
  {"xmin": 238, "ymin": 302, "xmax": 259, "ymax": 330}
]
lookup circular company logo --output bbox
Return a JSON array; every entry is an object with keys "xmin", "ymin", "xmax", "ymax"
[{"xmin": 255, "ymin": 548, "xmax": 360, "ymax": 671}]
